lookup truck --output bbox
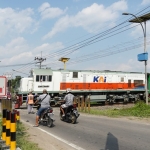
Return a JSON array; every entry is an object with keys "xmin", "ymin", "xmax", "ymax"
[{"xmin": 0, "ymin": 76, "xmax": 7, "ymax": 100}]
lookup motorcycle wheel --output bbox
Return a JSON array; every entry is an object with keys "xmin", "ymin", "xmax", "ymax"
[
  {"xmin": 71, "ymin": 113, "xmax": 76, "ymax": 124},
  {"xmin": 47, "ymin": 117, "xmax": 53, "ymax": 127}
]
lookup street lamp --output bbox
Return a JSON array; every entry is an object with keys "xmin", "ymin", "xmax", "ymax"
[{"xmin": 122, "ymin": 12, "xmax": 150, "ymax": 105}]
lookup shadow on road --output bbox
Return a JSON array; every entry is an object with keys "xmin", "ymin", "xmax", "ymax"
[{"xmin": 104, "ymin": 132, "xmax": 119, "ymax": 150}]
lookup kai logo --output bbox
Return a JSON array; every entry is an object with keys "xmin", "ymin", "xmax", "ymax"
[{"xmin": 93, "ymin": 76, "xmax": 106, "ymax": 83}]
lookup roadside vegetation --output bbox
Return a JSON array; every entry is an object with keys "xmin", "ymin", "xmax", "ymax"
[
  {"xmin": 84, "ymin": 101, "xmax": 150, "ymax": 118},
  {"xmin": 0, "ymin": 115, "xmax": 42, "ymax": 150}
]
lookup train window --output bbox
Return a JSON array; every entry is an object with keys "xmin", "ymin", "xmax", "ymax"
[
  {"xmin": 134, "ymin": 80, "xmax": 143, "ymax": 87},
  {"xmin": 36, "ymin": 75, "xmax": 52, "ymax": 82},
  {"xmin": 43, "ymin": 76, "xmax": 46, "ymax": 81},
  {"xmin": 120, "ymin": 77, "xmax": 124, "ymax": 82},
  {"xmin": 36, "ymin": 75, "xmax": 39, "ymax": 82},
  {"xmin": 73, "ymin": 72, "xmax": 78, "ymax": 78},
  {"xmin": 48, "ymin": 75, "xmax": 52, "ymax": 82},
  {"xmin": 40, "ymin": 76, "xmax": 43, "ymax": 82}
]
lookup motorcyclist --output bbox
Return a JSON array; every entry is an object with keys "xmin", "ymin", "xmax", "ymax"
[
  {"xmin": 60, "ymin": 88, "xmax": 74, "ymax": 117},
  {"xmin": 33, "ymin": 89, "xmax": 51, "ymax": 127}
]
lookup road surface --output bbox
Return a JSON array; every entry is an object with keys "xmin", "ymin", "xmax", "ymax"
[{"xmin": 17, "ymin": 104, "xmax": 150, "ymax": 150}]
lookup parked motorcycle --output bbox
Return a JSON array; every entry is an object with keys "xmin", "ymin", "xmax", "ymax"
[
  {"xmin": 37, "ymin": 104, "xmax": 55, "ymax": 127},
  {"xmin": 60, "ymin": 104, "xmax": 80, "ymax": 124}
]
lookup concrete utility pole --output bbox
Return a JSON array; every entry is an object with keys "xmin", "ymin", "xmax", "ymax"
[
  {"xmin": 122, "ymin": 12, "xmax": 150, "ymax": 105},
  {"xmin": 35, "ymin": 51, "xmax": 46, "ymax": 69}
]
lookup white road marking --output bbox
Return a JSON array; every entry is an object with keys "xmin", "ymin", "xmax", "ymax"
[{"xmin": 21, "ymin": 119, "xmax": 85, "ymax": 150}]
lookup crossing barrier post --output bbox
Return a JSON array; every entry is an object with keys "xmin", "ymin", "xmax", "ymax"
[
  {"xmin": 8, "ymin": 99, "xmax": 12, "ymax": 112},
  {"xmin": 6, "ymin": 110, "xmax": 11, "ymax": 146},
  {"xmin": 12, "ymin": 109, "xmax": 20, "ymax": 122},
  {"xmin": 2, "ymin": 109, "xmax": 7, "ymax": 141},
  {"xmin": 81, "ymin": 96, "xmax": 84, "ymax": 111},
  {"xmin": 16, "ymin": 111, "xmax": 20, "ymax": 122},
  {"xmin": 78, "ymin": 96, "xmax": 81, "ymax": 111},
  {"xmin": 10, "ymin": 112, "xmax": 16, "ymax": 150},
  {"xmin": 5, "ymin": 100, "xmax": 9, "ymax": 111},
  {"xmin": 87, "ymin": 95, "xmax": 90, "ymax": 113}
]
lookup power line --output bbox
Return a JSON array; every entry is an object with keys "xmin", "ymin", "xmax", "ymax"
[
  {"xmin": 9, "ymin": 7, "xmax": 150, "ymax": 73},
  {"xmin": 0, "ymin": 62, "xmax": 35, "ymax": 68}
]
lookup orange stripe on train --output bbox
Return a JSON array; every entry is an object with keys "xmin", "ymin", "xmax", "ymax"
[{"xmin": 60, "ymin": 83, "xmax": 144, "ymax": 90}]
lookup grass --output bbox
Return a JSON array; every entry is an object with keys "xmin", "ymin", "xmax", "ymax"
[
  {"xmin": 0, "ymin": 115, "xmax": 42, "ymax": 150},
  {"xmin": 82, "ymin": 101, "xmax": 150, "ymax": 118},
  {"xmin": 16, "ymin": 122, "xmax": 42, "ymax": 150}
]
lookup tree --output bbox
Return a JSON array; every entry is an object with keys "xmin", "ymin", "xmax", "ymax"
[{"xmin": 10, "ymin": 76, "xmax": 21, "ymax": 93}]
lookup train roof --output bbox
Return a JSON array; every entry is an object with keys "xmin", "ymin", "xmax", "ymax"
[
  {"xmin": 32, "ymin": 68, "xmax": 53, "ymax": 75},
  {"xmin": 31, "ymin": 68, "xmax": 144, "ymax": 75}
]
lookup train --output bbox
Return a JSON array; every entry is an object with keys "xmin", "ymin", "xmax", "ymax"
[{"xmin": 14, "ymin": 68, "xmax": 150, "ymax": 108}]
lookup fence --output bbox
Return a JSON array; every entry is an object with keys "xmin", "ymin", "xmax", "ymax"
[
  {"xmin": 74, "ymin": 95, "xmax": 90, "ymax": 113},
  {"xmin": 0, "ymin": 99, "xmax": 20, "ymax": 150}
]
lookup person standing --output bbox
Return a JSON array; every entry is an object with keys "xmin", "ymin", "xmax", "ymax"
[
  {"xmin": 33, "ymin": 89, "xmax": 51, "ymax": 127},
  {"xmin": 26, "ymin": 92, "xmax": 34, "ymax": 114}
]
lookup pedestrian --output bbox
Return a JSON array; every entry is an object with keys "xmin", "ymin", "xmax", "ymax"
[
  {"xmin": 26, "ymin": 91, "xmax": 34, "ymax": 114},
  {"xmin": 33, "ymin": 89, "xmax": 50, "ymax": 127}
]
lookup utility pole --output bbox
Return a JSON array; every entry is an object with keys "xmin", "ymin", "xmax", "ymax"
[
  {"xmin": 35, "ymin": 51, "xmax": 46, "ymax": 69},
  {"xmin": 122, "ymin": 12, "xmax": 150, "ymax": 105}
]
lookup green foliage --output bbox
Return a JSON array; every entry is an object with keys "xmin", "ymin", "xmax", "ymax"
[
  {"xmin": 0, "ymin": 115, "xmax": 41, "ymax": 150},
  {"xmin": 16, "ymin": 122, "xmax": 42, "ymax": 150},
  {"xmin": 84, "ymin": 101, "xmax": 150, "ymax": 118},
  {"xmin": 10, "ymin": 76, "xmax": 21, "ymax": 93}
]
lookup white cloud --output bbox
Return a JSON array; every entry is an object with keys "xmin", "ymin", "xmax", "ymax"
[
  {"xmin": 33, "ymin": 42, "xmax": 65, "ymax": 55},
  {"xmin": 130, "ymin": 22, "xmax": 150, "ymax": 37},
  {"xmin": 43, "ymin": 0, "xmax": 128, "ymax": 39},
  {"xmin": 38, "ymin": 2, "xmax": 67, "ymax": 20},
  {"xmin": 43, "ymin": 15, "xmax": 70, "ymax": 40},
  {"xmin": 0, "ymin": 7, "xmax": 35, "ymax": 37},
  {"xmin": 0, "ymin": 37, "xmax": 29, "ymax": 58},
  {"xmin": 141, "ymin": 0, "xmax": 150, "ymax": 5},
  {"xmin": 83, "ymin": 58, "xmax": 144, "ymax": 72}
]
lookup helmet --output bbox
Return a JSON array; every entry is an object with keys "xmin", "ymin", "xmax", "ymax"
[{"xmin": 66, "ymin": 88, "xmax": 71, "ymax": 93}]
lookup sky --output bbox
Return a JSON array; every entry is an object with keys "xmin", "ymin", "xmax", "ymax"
[{"xmin": 1, "ymin": 0, "xmax": 150, "ymax": 78}]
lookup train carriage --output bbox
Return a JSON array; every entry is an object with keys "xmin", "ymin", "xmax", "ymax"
[{"xmin": 15, "ymin": 68, "xmax": 148, "ymax": 107}]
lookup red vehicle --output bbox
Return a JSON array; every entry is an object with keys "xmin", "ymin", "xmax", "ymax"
[
  {"xmin": 0, "ymin": 76, "xmax": 7, "ymax": 100},
  {"xmin": 7, "ymin": 91, "xmax": 11, "ymax": 100}
]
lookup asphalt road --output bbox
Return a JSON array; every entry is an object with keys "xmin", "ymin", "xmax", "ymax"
[{"xmin": 15, "ymin": 104, "xmax": 150, "ymax": 150}]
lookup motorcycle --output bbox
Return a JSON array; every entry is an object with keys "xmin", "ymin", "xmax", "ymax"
[
  {"xmin": 37, "ymin": 104, "xmax": 55, "ymax": 127},
  {"xmin": 60, "ymin": 104, "xmax": 80, "ymax": 124}
]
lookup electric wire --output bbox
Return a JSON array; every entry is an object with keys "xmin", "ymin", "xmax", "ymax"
[{"xmin": 9, "ymin": 6, "xmax": 150, "ymax": 74}]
